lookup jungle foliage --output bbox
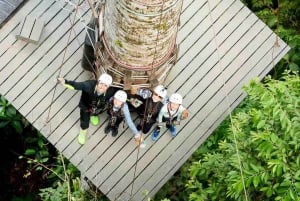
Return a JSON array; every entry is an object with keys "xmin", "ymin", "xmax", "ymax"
[{"xmin": 186, "ymin": 72, "xmax": 300, "ymax": 201}]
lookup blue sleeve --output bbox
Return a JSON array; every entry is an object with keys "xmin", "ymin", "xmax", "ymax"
[{"xmin": 123, "ymin": 103, "xmax": 139, "ymax": 136}]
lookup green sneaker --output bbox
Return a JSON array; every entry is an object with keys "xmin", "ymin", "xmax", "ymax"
[
  {"xmin": 78, "ymin": 129, "xmax": 87, "ymax": 145},
  {"xmin": 90, "ymin": 116, "xmax": 99, "ymax": 126}
]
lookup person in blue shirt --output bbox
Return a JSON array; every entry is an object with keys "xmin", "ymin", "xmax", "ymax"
[
  {"xmin": 105, "ymin": 90, "xmax": 141, "ymax": 141},
  {"xmin": 151, "ymin": 93, "xmax": 186, "ymax": 141}
]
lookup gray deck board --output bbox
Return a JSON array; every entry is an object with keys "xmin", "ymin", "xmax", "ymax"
[
  {"xmin": 0, "ymin": 0, "xmax": 289, "ymax": 200},
  {"xmin": 0, "ymin": 0, "xmax": 24, "ymax": 25}
]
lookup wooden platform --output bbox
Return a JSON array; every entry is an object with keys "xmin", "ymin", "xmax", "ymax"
[{"xmin": 0, "ymin": 0, "xmax": 289, "ymax": 200}]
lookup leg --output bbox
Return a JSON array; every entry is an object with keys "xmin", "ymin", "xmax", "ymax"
[
  {"xmin": 78, "ymin": 109, "xmax": 90, "ymax": 145},
  {"xmin": 142, "ymin": 122, "xmax": 154, "ymax": 134},
  {"xmin": 111, "ymin": 117, "xmax": 123, "ymax": 137}
]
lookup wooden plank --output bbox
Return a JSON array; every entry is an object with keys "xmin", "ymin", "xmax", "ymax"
[
  {"xmin": 29, "ymin": 17, "xmax": 44, "ymax": 42},
  {"xmin": 15, "ymin": 16, "xmax": 45, "ymax": 44},
  {"xmin": 168, "ymin": 0, "xmax": 238, "ymax": 89},
  {"xmin": 179, "ymin": 0, "xmax": 207, "ymax": 28}
]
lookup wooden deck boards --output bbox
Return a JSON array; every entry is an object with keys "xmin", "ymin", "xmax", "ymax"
[{"xmin": 0, "ymin": 0, "xmax": 290, "ymax": 200}]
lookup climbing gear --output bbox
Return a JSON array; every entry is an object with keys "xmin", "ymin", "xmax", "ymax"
[
  {"xmin": 78, "ymin": 129, "xmax": 87, "ymax": 145},
  {"xmin": 170, "ymin": 125, "xmax": 176, "ymax": 137},
  {"xmin": 114, "ymin": 90, "xmax": 127, "ymax": 102},
  {"xmin": 169, "ymin": 93, "xmax": 183, "ymax": 104},
  {"xmin": 90, "ymin": 115, "xmax": 99, "ymax": 126},
  {"xmin": 153, "ymin": 85, "xmax": 167, "ymax": 99},
  {"xmin": 98, "ymin": 73, "xmax": 112, "ymax": 86},
  {"xmin": 151, "ymin": 129, "xmax": 160, "ymax": 141}
]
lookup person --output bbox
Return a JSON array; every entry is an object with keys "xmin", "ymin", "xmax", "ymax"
[
  {"xmin": 105, "ymin": 90, "xmax": 142, "ymax": 143},
  {"xmin": 57, "ymin": 73, "xmax": 116, "ymax": 145},
  {"xmin": 129, "ymin": 85, "xmax": 167, "ymax": 135},
  {"xmin": 151, "ymin": 93, "xmax": 187, "ymax": 141}
]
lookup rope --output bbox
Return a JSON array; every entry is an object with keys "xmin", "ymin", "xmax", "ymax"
[
  {"xmin": 207, "ymin": 0, "xmax": 249, "ymax": 200},
  {"xmin": 45, "ymin": 0, "xmax": 81, "ymax": 128}
]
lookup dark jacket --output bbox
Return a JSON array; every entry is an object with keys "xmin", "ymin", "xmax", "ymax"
[
  {"xmin": 65, "ymin": 79, "xmax": 117, "ymax": 112},
  {"xmin": 138, "ymin": 97, "xmax": 163, "ymax": 124}
]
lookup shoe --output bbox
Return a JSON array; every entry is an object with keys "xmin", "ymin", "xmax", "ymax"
[
  {"xmin": 90, "ymin": 116, "xmax": 99, "ymax": 126},
  {"xmin": 151, "ymin": 129, "xmax": 160, "ymax": 141},
  {"xmin": 170, "ymin": 125, "xmax": 176, "ymax": 137},
  {"xmin": 78, "ymin": 129, "xmax": 87, "ymax": 145},
  {"xmin": 104, "ymin": 125, "xmax": 111, "ymax": 134},
  {"xmin": 111, "ymin": 128, "xmax": 118, "ymax": 137},
  {"xmin": 136, "ymin": 124, "xmax": 142, "ymax": 131}
]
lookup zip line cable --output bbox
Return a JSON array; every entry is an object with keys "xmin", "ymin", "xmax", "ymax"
[{"xmin": 206, "ymin": 0, "xmax": 249, "ymax": 200}]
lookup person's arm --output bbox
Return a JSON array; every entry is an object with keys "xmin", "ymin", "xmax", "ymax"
[
  {"xmin": 58, "ymin": 78, "xmax": 93, "ymax": 92},
  {"xmin": 157, "ymin": 104, "xmax": 167, "ymax": 127},
  {"xmin": 176, "ymin": 105, "xmax": 185, "ymax": 122},
  {"xmin": 123, "ymin": 103, "xmax": 139, "ymax": 136}
]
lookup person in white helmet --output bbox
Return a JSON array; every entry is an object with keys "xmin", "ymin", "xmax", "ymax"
[
  {"xmin": 129, "ymin": 85, "xmax": 167, "ymax": 135},
  {"xmin": 57, "ymin": 73, "xmax": 117, "ymax": 145},
  {"xmin": 151, "ymin": 93, "xmax": 186, "ymax": 141},
  {"xmin": 105, "ymin": 90, "xmax": 141, "ymax": 140}
]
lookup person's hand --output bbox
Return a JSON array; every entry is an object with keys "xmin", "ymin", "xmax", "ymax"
[
  {"xmin": 57, "ymin": 77, "xmax": 65, "ymax": 85},
  {"xmin": 180, "ymin": 108, "xmax": 189, "ymax": 120}
]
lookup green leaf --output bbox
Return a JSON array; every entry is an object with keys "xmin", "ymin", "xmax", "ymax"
[
  {"xmin": 6, "ymin": 106, "xmax": 16, "ymax": 117},
  {"xmin": 289, "ymin": 62, "xmax": 299, "ymax": 71},
  {"xmin": 40, "ymin": 157, "xmax": 49, "ymax": 163},
  {"xmin": 289, "ymin": 188, "xmax": 295, "ymax": 200},
  {"xmin": 267, "ymin": 16, "xmax": 277, "ymax": 28},
  {"xmin": 253, "ymin": 176, "xmax": 260, "ymax": 188},
  {"xmin": 0, "ymin": 121, "xmax": 9, "ymax": 128},
  {"xmin": 257, "ymin": 120, "xmax": 266, "ymax": 129},
  {"xmin": 25, "ymin": 149, "xmax": 36, "ymax": 155},
  {"xmin": 11, "ymin": 120, "xmax": 23, "ymax": 134}
]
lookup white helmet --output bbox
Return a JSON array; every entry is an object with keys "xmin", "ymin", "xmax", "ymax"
[
  {"xmin": 114, "ymin": 90, "xmax": 127, "ymax": 103},
  {"xmin": 98, "ymin": 73, "xmax": 112, "ymax": 87},
  {"xmin": 169, "ymin": 93, "xmax": 183, "ymax": 104},
  {"xmin": 153, "ymin": 85, "xmax": 167, "ymax": 99}
]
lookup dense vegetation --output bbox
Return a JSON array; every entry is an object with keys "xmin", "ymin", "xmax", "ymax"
[{"xmin": 0, "ymin": 0, "xmax": 299, "ymax": 200}]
